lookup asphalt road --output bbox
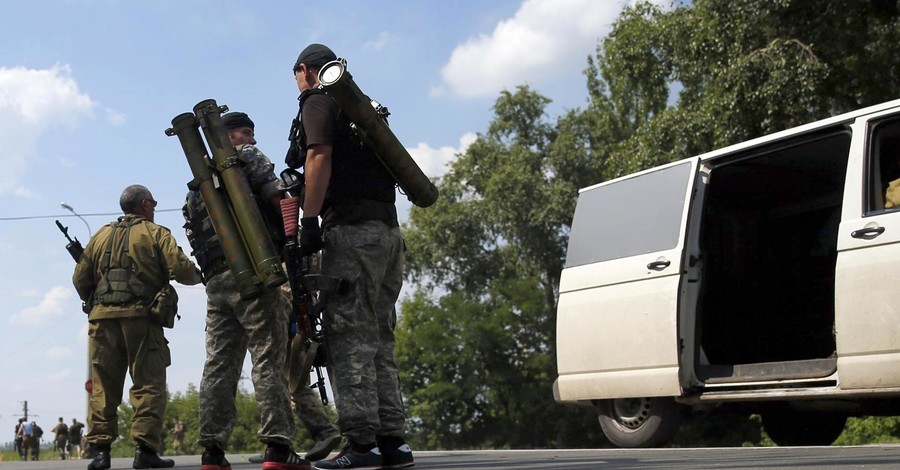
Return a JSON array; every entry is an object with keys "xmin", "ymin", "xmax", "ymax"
[{"xmin": 3, "ymin": 446, "xmax": 900, "ymax": 469}]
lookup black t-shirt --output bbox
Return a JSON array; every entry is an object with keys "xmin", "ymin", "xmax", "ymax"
[{"xmin": 301, "ymin": 93, "xmax": 337, "ymax": 148}]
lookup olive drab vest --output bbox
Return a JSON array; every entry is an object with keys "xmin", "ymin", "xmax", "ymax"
[
  {"xmin": 182, "ymin": 189, "xmax": 225, "ymax": 274},
  {"xmin": 93, "ymin": 218, "xmax": 158, "ymax": 306},
  {"xmin": 295, "ymin": 88, "xmax": 397, "ymax": 205}
]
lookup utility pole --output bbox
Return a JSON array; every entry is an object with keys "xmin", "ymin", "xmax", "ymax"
[{"xmin": 14, "ymin": 400, "xmax": 38, "ymax": 421}]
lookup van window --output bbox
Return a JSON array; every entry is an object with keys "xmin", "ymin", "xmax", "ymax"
[
  {"xmin": 867, "ymin": 117, "xmax": 900, "ymax": 214},
  {"xmin": 565, "ymin": 161, "xmax": 692, "ymax": 268}
]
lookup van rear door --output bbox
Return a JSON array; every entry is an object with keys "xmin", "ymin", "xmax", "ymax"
[{"xmin": 556, "ymin": 158, "xmax": 699, "ymax": 402}]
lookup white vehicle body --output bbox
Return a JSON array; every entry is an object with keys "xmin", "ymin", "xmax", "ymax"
[{"xmin": 554, "ymin": 99, "xmax": 900, "ymax": 447}]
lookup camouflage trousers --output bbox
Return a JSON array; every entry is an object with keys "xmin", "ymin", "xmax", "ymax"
[
  {"xmin": 86, "ymin": 317, "xmax": 170, "ymax": 452},
  {"xmin": 322, "ymin": 220, "xmax": 406, "ymax": 444},
  {"xmin": 197, "ymin": 268, "xmax": 294, "ymax": 449},
  {"xmin": 288, "ymin": 338, "xmax": 340, "ymax": 439}
]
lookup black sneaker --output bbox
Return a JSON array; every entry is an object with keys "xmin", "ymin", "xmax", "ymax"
[
  {"xmin": 201, "ymin": 446, "xmax": 232, "ymax": 470},
  {"xmin": 87, "ymin": 449, "xmax": 111, "ymax": 470},
  {"xmin": 314, "ymin": 442, "xmax": 381, "ymax": 469},
  {"xmin": 133, "ymin": 446, "xmax": 175, "ymax": 469},
  {"xmin": 377, "ymin": 436, "xmax": 414, "ymax": 470},
  {"xmin": 305, "ymin": 433, "xmax": 343, "ymax": 461},
  {"xmin": 380, "ymin": 443, "xmax": 414, "ymax": 469},
  {"xmin": 263, "ymin": 444, "xmax": 311, "ymax": 470},
  {"xmin": 248, "ymin": 451, "xmax": 265, "ymax": 463}
]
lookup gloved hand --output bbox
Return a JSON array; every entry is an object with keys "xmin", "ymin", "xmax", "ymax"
[
  {"xmin": 299, "ymin": 216, "xmax": 324, "ymax": 255},
  {"xmin": 886, "ymin": 178, "xmax": 900, "ymax": 209}
]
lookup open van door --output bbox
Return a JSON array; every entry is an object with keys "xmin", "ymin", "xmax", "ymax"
[
  {"xmin": 555, "ymin": 159, "xmax": 701, "ymax": 441},
  {"xmin": 555, "ymin": 158, "xmax": 699, "ymax": 446},
  {"xmin": 835, "ymin": 111, "xmax": 900, "ymax": 390}
]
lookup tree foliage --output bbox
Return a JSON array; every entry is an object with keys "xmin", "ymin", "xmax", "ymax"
[{"xmin": 398, "ymin": 0, "xmax": 900, "ymax": 449}]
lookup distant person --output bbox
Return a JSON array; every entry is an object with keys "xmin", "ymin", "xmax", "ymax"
[
  {"xmin": 183, "ymin": 111, "xmax": 308, "ymax": 470},
  {"xmin": 29, "ymin": 421, "xmax": 43, "ymax": 460},
  {"xmin": 73, "ymin": 184, "xmax": 202, "ymax": 470},
  {"xmin": 51, "ymin": 417, "xmax": 69, "ymax": 459},
  {"xmin": 69, "ymin": 419, "xmax": 85, "ymax": 460},
  {"xmin": 14, "ymin": 418, "xmax": 25, "ymax": 460},
  {"xmin": 169, "ymin": 416, "xmax": 185, "ymax": 455}
]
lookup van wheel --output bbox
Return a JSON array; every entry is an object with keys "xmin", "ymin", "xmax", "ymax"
[
  {"xmin": 597, "ymin": 397, "xmax": 684, "ymax": 448},
  {"xmin": 761, "ymin": 410, "xmax": 847, "ymax": 446}
]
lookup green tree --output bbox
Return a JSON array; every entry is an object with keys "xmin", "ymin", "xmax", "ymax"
[
  {"xmin": 398, "ymin": 86, "xmax": 606, "ymax": 449},
  {"xmin": 593, "ymin": 0, "xmax": 900, "ymax": 177}
]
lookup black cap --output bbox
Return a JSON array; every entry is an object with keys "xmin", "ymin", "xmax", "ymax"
[
  {"xmin": 293, "ymin": 43, "xmax": 337, "ymax": 71},
  {"xmin": 222, "ymin": 112, "xmax": 254, "ymax": 130}
]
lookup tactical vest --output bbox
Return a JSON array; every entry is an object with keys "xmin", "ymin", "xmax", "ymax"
[
  {"xmin": 93, "ymin": 218, "xmax": 158, "ymax": 306},
  {"xmin": 182, "ymin": 189, "xmax": 225, "ymax": 274},
  {"xmin": 297, "ymin": 88, "xmax": 397, "ymax": 206},
  {"xmin": 182, "ymin": 166, "xmax": 285, "ymax": 276}
]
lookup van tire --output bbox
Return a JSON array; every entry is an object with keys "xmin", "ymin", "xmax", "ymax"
[
  {"xmin": 597, "ymin": 397, "xmax": 684, "ymax": 448},
  {"xmin": 761, "ymin": 409, "xmax": 847, "ymax": 446}
]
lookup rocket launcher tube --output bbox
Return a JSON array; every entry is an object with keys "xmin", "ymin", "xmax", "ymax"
[
  {"xmin": 193, "ymin": 99, "xmax": 287, "ymax": 290},
  {"xmin": 166, "ymin": 113, "xmax": 263, "ymax": 300},
  {"xmin": 317, "ymin": 58, "xmax": 439, "ymax": 208}
]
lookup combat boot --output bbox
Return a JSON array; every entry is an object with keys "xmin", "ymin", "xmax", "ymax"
[
  {"xmin": 133, "ymin": 446, "xmax": 175, "ymax": 468},
  {"xmin": 86, "ymin": 445, "xmax": 111, "ymax": 470}
]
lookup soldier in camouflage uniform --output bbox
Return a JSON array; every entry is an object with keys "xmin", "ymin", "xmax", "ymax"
[
  {"xmin": 289, "ymin": 43, "xmax": 414, "ymax": 470},
  {"xmin": 183, "ymin": 112, "xmax": 310, "ymax": 470},
  {"xmin": 73, "ymin": 184, "xmax": 202, "ymax": 470}
]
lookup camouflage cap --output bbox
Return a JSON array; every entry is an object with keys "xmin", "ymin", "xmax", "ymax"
[{"xmin": 293, "ymin": 43, "xmax": 336, "ymax": 71}]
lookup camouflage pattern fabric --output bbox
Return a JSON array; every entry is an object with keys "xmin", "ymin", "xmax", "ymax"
[
  {"xmin": 321, "ymin": 220, "xmax": 406, "ymax": 444},
  {"xmin": 288, "ymin": 337, "xmax": 340, "ymax": 439},
  {"xmin": 280, "ymin": 268, "xmax": 340, "ymax": 441},
  {"xmin": 197, "ymin": 269, "xmax": 294, "ymax": 449},
  {"xmin": 87, "ymin": 317, "xmax": 170, "ymax": 452}
]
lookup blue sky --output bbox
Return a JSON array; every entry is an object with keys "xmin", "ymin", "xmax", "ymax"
[{"xmin": 0, "ymin": 0, "xmax": 647, "ymax": 444}]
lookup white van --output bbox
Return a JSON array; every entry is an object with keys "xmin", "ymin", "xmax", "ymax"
[{"xmin": 553, "ymin": 99, "xmax": 900, "ymax": 447}]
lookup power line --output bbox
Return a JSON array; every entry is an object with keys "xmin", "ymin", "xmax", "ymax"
[{"xmin": 0, "ymin": 208, "xmax": 182, "ymax": 222}]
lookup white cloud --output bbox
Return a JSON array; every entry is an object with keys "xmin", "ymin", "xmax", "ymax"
[
  {"xmin": 46, "ymin": 346, "xmax": 73, "ymax": 361},
  {"xmin": 0, "ymin": 65, "xmax": 97, "ymax": 196},
  {"xmin": 10, "ymin": 286, "xmax": 74, "ymax": 327},
  {"xmin": 407, "ymin": 132, "xmax": 476, "ymax": 178},
  {"xmin": 364, "ymin": 31, "xmax": 394, "ymax": 51},
  {"xmin": 437, "ymin": 0, "xmax": 660, "ymax": 99}
]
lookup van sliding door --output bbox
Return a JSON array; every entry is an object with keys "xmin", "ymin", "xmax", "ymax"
[{"xmin": 556, "ymin": 158, "xmax": 699, "ymax": 402}]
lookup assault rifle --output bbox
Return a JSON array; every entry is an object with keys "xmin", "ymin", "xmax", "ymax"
[
  {"xmin": 55, "ymin": 220, "xmax": 84, "ymax": 262},
  {"xmin": 279, "ymin": 168, "xmax": 350, "ymax": 404},
  {"xmin": 56, "ymin": 220, "xmax": 92, "ymax": 313}
]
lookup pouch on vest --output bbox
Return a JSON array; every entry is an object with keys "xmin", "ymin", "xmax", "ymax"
[{"xmin": 149, "ymin": 284, "xmax": 179, "ymax": 328}]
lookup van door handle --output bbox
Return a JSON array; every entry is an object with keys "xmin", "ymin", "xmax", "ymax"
[
  {"xmin": 647, "ymin": 260, "xmax": 671, "ymax": 270},
  {"xmin": 851, "ymin": 226, "xmax": 885, "ymax": 239}
]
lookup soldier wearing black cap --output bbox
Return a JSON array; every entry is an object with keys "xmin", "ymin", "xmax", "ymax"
[
  {"xmin": 183, "ymin": 112, "xmax": 311, "ymax": 470},
  {"xmin": 289, "ymin": 43, "xmax": 415, "ymax": 470}
]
